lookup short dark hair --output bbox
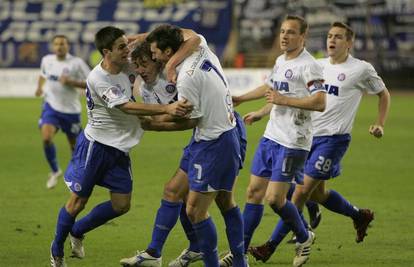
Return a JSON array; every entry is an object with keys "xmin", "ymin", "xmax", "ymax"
[
  {"xmin": 146, "ymin": 24, "xmax": 183, "ymax": 53},
  {"xmin": 95, "ymin": 26, "xmax": 125, "ymax": 55},
  {"xmin": 131, "ymin": 41, "xmax": 154, "ymax": 63},
  {"xmin": 52, "ymin": 35, "xmax": 69, "ymax": 43},
  {"xmin": 283, "ymin": 15, "xmax": 308, "ymax": 34},
  {"xmin": 331, "ymin": 21, "xmax": 355, "ymax": 41}
]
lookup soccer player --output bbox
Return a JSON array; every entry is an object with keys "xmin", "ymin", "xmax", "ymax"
[
  {"xmin": 120, "ymin": 40, "xmax": 247, "ymax": 267},
  {"xmin": 49, "ymin": 26, "xmax": 192, "ymax": 267},
  {"xmin": 220, "ymin": 15, "xmax": 326, "ymax": 267},
  {"xmin": 121, "ymin": 24, "xmax": 248, "ymax": 267},
  {"xmin": 35, "ymin": 35, "xmax": 90, "ymax": 189},
  {"xmin": 249, "ymin": 21, "xmax": 390, "ymax": 263}
]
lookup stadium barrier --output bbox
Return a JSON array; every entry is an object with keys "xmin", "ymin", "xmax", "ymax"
[{"xmin": 0, "ymin": 68, "xmax": 269, "ymax": 97}]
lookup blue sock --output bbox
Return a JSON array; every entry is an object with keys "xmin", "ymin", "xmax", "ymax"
[
  {"xmin": 243, "ymin": 203, "xmax": 264, "ymax": 252},
  {"xmin": 179, "ymin": 203, "xmax": 199, "ymax": 252},
  {"xmin": 269, "ymin": 219, "xmax": 291, "ymax": 249},
  {"xmin": 147, "ymin": 200, "xmax": 182, "ymax": 257},
  {"xmin": 193, "ymin": 217, "xmax": 219, "ymax": 267},
  {"xmin": 52, "ymin": 207, "xmax": 75, "ymax": 257},
  {"xmin": 306, "ymin": 201, "xmax": 318, "ymax": 212},
  {"xmin": 271, "ymin": 201, "xmax": 308, "ymax": 243},
  {"xmin": 322, "ymin": 190, "xmax": 359, "ymax": 219},
  {"xmin": 44, "ymin": 143, "xmax": 59, "ymax": 172},
  {"xmin": 223, "ymin": 207, "xmax": 246, "ymax": 267},
  {"xmin": 71, "ymin": 201, "xmax": 119, "ymax": 238}
]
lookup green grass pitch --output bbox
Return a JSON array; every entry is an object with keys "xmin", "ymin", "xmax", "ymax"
[{"xmin": 0, "ymin": 94, "xmax": 413, "ymax": 267}]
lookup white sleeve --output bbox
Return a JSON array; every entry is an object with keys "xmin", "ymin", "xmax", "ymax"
[
  {"xmin": 95, "ymin": 82, "xmax": 130, "ymax": 108},
  {"xmin": 303, "ymin": 62, "xmax": 325, "ymax": 94},
  {"xmin": 359, "ymin": 62, "xmax": 386, "ymax": 94},
  {"xmin": 177, "ymin": 75, "xmax": 202, "ymax": 119},
  {"xmin": 265, "ymin": 63, "xmax": 277, "ymax": 88},
  {"xmin": 75, "ymin": 59, "xmax": 91, "ymax": 80},
  {"xmin": 40, "ymin": 57, "xmax": 47, "ymax": 78}
]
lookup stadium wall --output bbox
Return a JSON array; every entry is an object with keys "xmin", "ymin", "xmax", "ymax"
[{"xmin": 0, "ymin": 68, "xmax": 269, "ymax": 97}]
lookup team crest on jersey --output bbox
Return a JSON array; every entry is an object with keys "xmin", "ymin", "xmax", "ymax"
[
  {"xmin": 106, "ymin": 86, "xmax": 123, "ymax": 99},
  {"xmin": 337, "ymin": 73, "xmax": 346, "ymax": 81},
  {"xmin": 165, "ymin": 83, "xmax": 176, "ymax": 94},
  {"xmin": 285, "ymin": 69, "xmax": 293, "ymax": 79}
]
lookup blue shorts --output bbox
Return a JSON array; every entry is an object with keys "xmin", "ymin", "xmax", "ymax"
[
  {"xmin": 304, "ymin": 134, "xmax": 351, "ymax": 180},
  {"xmin": 179, "ymin": 113, "xmax": 247, "ymax": 173},
  {"xmin": 234, "ymin": 111, "xmax": 247, "ymax": 168},
  {"xmin": 250, "ymin": 137, "xmax": 308, "ymax": 184},
  {"xmin": 64, "ymin": 131, "xmax": 133, "ymax": 197},
  {"xmin": 181, "ymin": 128, "xmax": 241, "ymax": 192},
  {"xmin": 38, "ymin": 102, "xmax": 82, "ymax": 138}
]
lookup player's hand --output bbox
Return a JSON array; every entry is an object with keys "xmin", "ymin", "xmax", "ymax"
[
  {"xmin": 166, "ymin": 99, "xmax": 193, "ymax": 116},
  {"xmin": 59, "ymin": 75, "xmax": 70, "ymax": 85},
  {"xmin": 138, "ymin": 116, "xmax": 153, "ymax": 130},
  {"xmin": 369, "ymin": 125, "xmax": 384, "ymax": 138},
  {"xmin": 35, "ymin": 87, "xmax": 43, "ymax": 97},
  {"xmin": 165, "ymin": 62, "xmax": 178, "ymax": 84},
  {"xmin": 243, "ymin": 111, "xmax": 262, "ymax": 125},
  {"xmin": 232, "ymin": 96, "xmax": 243, "ymax": 107},
  {"xmin": 265, "ymin": 88, "xmax": 286, "ymax": 105}
]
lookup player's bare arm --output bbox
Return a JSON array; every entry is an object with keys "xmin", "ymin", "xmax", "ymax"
[
  {"xmin": 369, "ymin": 88, "xmax": 391, "ymax": 138},
  {"xmin": 142, "ymin": 117, "xmax": 199, "ymax": 131},
  {"xmin": 119, "ymin": 99, "xmax": 193, "ymax": 116},
  {"xmin": 233, "ymin": 84, "xmax": 268, "ymax": 106},
  {"xmin": 59, "ymin": 76, "xmax": 87, "ymax": 89},
  {"xmin": 243, "ymin": 103, "xmax": 273, "ymax": 125},
  {"xmin": 35, "ymin": 76, "xmax": 45, "ymax": 97},
  {"xmin": 166, "ymin": 30, "xmax": 201, "ymax": 83},
  {"xmin": 265, "ymin": 86, "xmax": 326, "ymax": 112}
]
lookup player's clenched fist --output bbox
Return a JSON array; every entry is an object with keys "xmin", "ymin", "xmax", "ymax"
[{"xmin": 369, "ymin": 125, "xmax": 384, "ymax": 138}]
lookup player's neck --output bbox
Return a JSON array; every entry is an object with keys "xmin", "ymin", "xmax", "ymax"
[
  {"xmin": 56, "ymin": 54, "xmax": 67, "ymax": 61},
  {"xmin": 330, "ymin": 53, "xmax": 349, "ymax": 64},
  {"xmin": 101, "ymin": 60, "xmax": 122, "ymax": 74},
  {"xmin": 284, "ymin": 47, "xmax": 304, "ymax": 60}
]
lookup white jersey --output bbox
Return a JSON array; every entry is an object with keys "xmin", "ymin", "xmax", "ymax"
[
  {"xmin": 84, "ymin": 63, "xmax": 143, "ymax": 153},
  {"xmin": 40, "ymin": 54, "xmax": 90, "ymax": 113},
  {"xmin": 264, "ymin": 49, "xmax": 325, "ymax": 150},
  {"xmin": 176, "ymin": 35, "xmax": 235, "ymax": 142},
  {"xmin": 313, "ymin": 55, "xmax": 385, "ymax": 136},
  {"xmin": 140, "ymin": 73, "xmax": 178, "ymax": 104}
]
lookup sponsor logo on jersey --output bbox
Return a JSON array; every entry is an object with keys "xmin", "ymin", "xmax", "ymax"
[{"xmin": 337, "ymin": 73, "xmax": 346, "ymax": 81}]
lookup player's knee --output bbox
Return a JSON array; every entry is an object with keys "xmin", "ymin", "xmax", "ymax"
[
  {"xmin": 185, "ymin": 203, "xmax": 205, "ymax": 224},
  {"xmin": 112, "ymin": 202, "xmax": 130, "ymax": 215},
  {"xmin": 266, "ymin": 194, "xmax": 285, "ymax": 210},
  {"xmin": 246, "ymin": 185, "xmax": 265, "ymax": 204},
  {"xmin": 66, "ymin": 197, "xmax": 88, "ymax": 216},
  {"xmin": 163, "ymin": 182, "xmax": 183, "ymax": 202}
]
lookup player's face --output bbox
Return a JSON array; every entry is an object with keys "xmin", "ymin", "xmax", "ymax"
[
  {"xmin": 279, "ymin": 20, "xmax": 305, "ymax": 53},
  {"xmin": 327, "ymin": 27, "xmax": 352, "ymax": 58},
  {"xmin": 150, "ymin": 42, "xmax": 171, "ymax": 64},
  {"xmin": 52, "ymin": 37, "xmax": 69, "ymax": 58},
  {"xmin": 109, "ymin": 35, "xmax": 130, "ymax": 66},
  {"xmin": 134, "ymin": 56, "xmax": 159, "ymax": 84}
]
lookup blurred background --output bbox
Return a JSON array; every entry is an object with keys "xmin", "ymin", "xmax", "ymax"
[{"xmin": 0, "ymin": 0, "xmax": 413, "ymax": 96}]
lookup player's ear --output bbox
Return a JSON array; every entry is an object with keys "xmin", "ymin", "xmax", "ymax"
[
  {"xmin": 102, "ymin": 48, "xmax": 111, "ymax": 56},
  {"xmin": 166, "ymin": 47, "xmax": 174, "ymax": 57}
]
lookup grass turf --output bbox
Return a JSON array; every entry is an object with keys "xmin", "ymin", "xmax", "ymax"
[{"xmin": 0, "ymin": 94, "xmax": 413, "ymax": 266}]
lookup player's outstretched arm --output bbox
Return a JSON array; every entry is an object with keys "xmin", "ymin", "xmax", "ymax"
[
  {"xmin": 265, "ymin": 88, "xmax": 326, "ymax": 112},
  {"xmin": 369, "ymin": 88, "xmax": 391, "ymax": 138},
  {"xmin": 59, "ymin": 76, "xmax": 87, "ymax": 89},
  {"xmin": 119, "ymin": 99, "xmax": 193, "ymax": 116},
  {"xmin": 35, "ymin": 76, "xmax": 45, "ymax": 97},
  {"xmin": 166, "ymin": 30, "xmax": 201, "ymax": 83},
  {"xmin": 243, "ymin": 103, "xmax": 273, "ymax": 125},
  {"xmin": 142, "ymin": 118, "xmax": 199, "ymax": 131},
  {"xmin": 233, "ymin": 84, "xmax": 269, "ymax": 106}
]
